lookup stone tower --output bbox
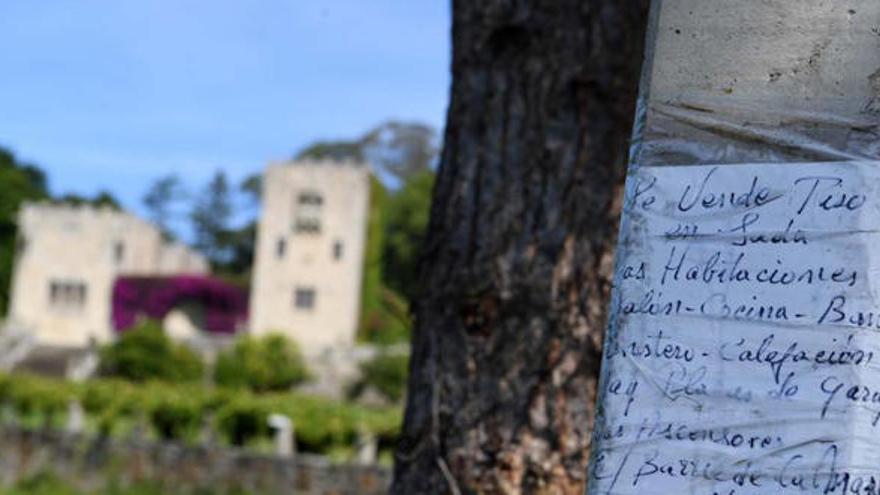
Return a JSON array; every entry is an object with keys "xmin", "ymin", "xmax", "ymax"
[{"xmin": 249, "ymin": 159, "xmax": 370, "ymax": 355}]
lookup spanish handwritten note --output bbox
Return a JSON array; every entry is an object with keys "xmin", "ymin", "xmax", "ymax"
[{"xmin": 589, "ymin": 162, "xmax": 880, "ymax": 495}]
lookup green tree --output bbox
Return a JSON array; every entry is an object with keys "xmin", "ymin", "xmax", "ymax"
[
  {"xmin": 362, "ymin": 121, "xmax": 437, "ymax": 182},
  {"xmin": 209, "ymin": 174, "xmax": 261, "ymax": 286},
  {"xmin": 98, "ymin": 320, "xmax": 204, "ymax": 383},
  {"xmin": 295, "ymin": 121, "xmax": 437, "ymax": 184},
  {"xmin": 295, "ymin": 140, "xmax": 365, "ymax": 162},
  {"xmin": 358, "ymin": 178, "xmax": 411, "ymax": 345},
  {"xmin": 222, "ymin": 175, "xmax": 262, "ymax": 283},
  {"xmin": 0, "ymin": 147, "xmax": 48, "ymax": 314},
  {"xmin": 142, "ymin": 174, "xmax": 186, "ymax": 239},
  {"xmin": 190, "ymin": 170, "xmax": 233, "ymax": 266},
  {"xmin": 213, "ymin": 333, "xmax": 309, "ymax": 393},
  {"xmin": 351, "ymin": 351, "xmax": 410, "ymax": 403},
  {"xmin": 240, "ymin": 173, "xmax": 262, "ymax": 204},
  {"xmin": 359, "ymin": 177, "xmax": 388, "ymax": 336},
  {"xmin": 218, "ymin": 222, "xmax": 256, "ymax": 286},
  {"xmin": 54, "ymin": 191, "xmax": 121, "ymax": 210},
  {"xmin": 383, "ymin": 170, "xmax": 435, "ymax": 301}
]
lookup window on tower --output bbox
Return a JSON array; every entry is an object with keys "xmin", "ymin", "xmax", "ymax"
[
  {"xmin": 293, "ymin": 190, "xmax": 323, "ymax": 234},
  {"xmin": 277, "ymin": 237, "xmax": 287, "ymax": 259},
  {"xmin": 113, "ymin": 241, "xmax": 125, "ymax": 264},
  {"xmin": 294, "ymin": 287, "xmax": 316, "ymax": 310}
]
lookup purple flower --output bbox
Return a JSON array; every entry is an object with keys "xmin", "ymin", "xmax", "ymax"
[{"xmin": 112, "ymin": 276, "xmax": 249, "ymax": 334}]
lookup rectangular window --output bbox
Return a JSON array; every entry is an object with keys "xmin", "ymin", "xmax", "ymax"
[
  {"xmin": 113, "ymin": 241, "xmax": 125, "ymax": 264},
  {"xmin": 333, "ymin": 240, "xmax": 344, "ymax": 260},
  {"xmin": 49, "ymin": 280, "xmax": 87, "ymax": 311},
  {"xmin": 294, "ymin": 287, "xmax": 316, "ymax": 310},
  {"xmin": 293, "ymin": 190, "xmax": 323, "ymax": 234},
  {"xmin": 294, "ymin": 218, "xmax": 321, "ymax": 233},
  {"xmin": 276, "ymin": 237, "xmax": 287, "ymax": 259},
  {"xmin": 297, "ymin": 191, "xmax": 323, "ymax": 206}
]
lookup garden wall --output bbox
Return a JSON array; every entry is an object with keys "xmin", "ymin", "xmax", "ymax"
[{"xmin": 0, "ymin": 427, "xmax": 390, "ymax": 495}]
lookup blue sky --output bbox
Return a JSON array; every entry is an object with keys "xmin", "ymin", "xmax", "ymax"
[{"xmin": 0, "ymin": 1, "xmax": 450, "ymax": 220}]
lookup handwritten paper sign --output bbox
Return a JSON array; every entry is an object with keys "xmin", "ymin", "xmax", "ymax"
[{"xmin": 589, "ymin": 161, "xmax": 880, "ymax": 494}]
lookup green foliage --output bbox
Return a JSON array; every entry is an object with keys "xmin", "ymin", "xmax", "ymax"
[
  {"xmin": 142, "ymin": 174, "xmax": 186, "ymax": 240},
  {"xmin": 79, "ymin": 378, "xmax": 143, "ymax": 435},
  {"xmin": 295, "ymin": 121, "xmax": 437, "ymax": 182},
  {"xmin": 4, "ymin": 472, "xmax": 82, "ymax": 495},
  {"xmin": 214, "ymin": 396, "xmax": 268, "ymax": 446},
  {"xmin": 0, "ymin": 147, "xmax": 48, "ymax": 314},
  {"xmin": 0, "ymin": 373, "xmax": 76, "ymax": 428},
  {"xmin": 358, "ymin": 177, "xmax": 395, "ymax": 343},
  {"xmin": 352, "ymin": 352, "xmax": 409, "ymax": 403},
  {"xmin": 239, "ymin": 174, "xmax": 261, "ymax": 204},
  {"xmin": 188, "ymin": 171, "xmax": 256, "ymax": 281},
  {"xmin": 0, "ymin": 372, "xmax": 401, "ymax": 455},
  {"xmin": 295, "ymin": 140, "xmax": 365, "ymax": 162},
  {"xmin": 360, "ymin": 288, "xmax": 410, "ymax": 346},
  {"xmin": 213, "ymin": 334, "xmax": 309, "ymax": 393},
  {"xmin": 214, "ymin": 221, "xmax": 256, "ymax": 287},
  {"xmin": 383, "ymin": 169, "xmax": 435, "ymax": 301},
  {"xmin": 98, "ymin": 320, "xmax": 204, "ymax": 384},
  {"xmin": 363, "ymin": 177, "xmax": 387, "ymax": 310},
  {"xmin": 53, "ymin": 191, "xmax": 122, "ymax": 210},
  {"xmin": 361, "ymin": 121, "xmax": 437, "ymax": 181},
  {"xmin": 190, "ymin": 170, "xmax": 233, "ymax": 266},
  {"xmin": 358, "ymin": 171, "xmax": 436, "ymax": 345},
  {"xmin": 213, "ymin": 390, "xmax": 400, "ymax": 451},
  {"xmin": 144, "ymin": 382, "xmax": 206, "ymax": 441}
]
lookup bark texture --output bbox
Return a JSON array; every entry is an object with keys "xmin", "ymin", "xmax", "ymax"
[{"xmin": 391, "ymin": 1, "xmax": 650, "ymax": 494}]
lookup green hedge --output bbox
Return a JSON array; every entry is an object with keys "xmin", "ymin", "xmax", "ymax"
[
  {"xmin": 0, "ymin": 373, "xmax": 401, "ymax": 454},
  {"xmin": 349, "ymin": 351, "xmax": 409, "ymax": 403},
  {"xmin": 98, "ymin": 320, "xmax": 204, "ymax": 383},
  {"xmin": 213, "ymin": 333, "xmax": 310, "ymax": 393}
]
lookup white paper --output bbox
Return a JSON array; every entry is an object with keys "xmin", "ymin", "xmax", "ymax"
[{"xmin": 590, "ymin": 161, "xmax": 880, "ymax": 495}]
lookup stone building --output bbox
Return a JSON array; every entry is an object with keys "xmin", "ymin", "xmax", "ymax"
[
  {"xmin": 249, "ymin": 159, "xmax": 370, "ymax": 356},
  {"xmin": 7, "ymin": 203, "xmax": 208, "ymax": 348}
]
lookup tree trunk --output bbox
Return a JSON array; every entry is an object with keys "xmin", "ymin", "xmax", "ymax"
[{"xmin": 391, "ymin": 1, "xmax": 650, "ymax": 494}]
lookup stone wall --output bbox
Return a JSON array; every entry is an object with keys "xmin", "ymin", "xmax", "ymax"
[{"xmin": 0, "ymin": 428, "xmax": 390, "ymax": 495}]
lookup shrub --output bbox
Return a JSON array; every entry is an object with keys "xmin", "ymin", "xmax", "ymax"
[
  {"xmin": 80, "ymin": 378, "xmax": 152, "ymax": 435},
  {"xmin": 0, "ymin": 371, "xmax": 402, "ymax": 455},
  {"xmin": 352, "ymin": 352, "xmax": 409, "ymax": 402},
  {"xmin": 214, "ymin": 397, "xmax": 269, "ymax": 447},
  {"xmin": 144, "ymin": 383, "xmax": 205, "ymax": 441},
  {"xmin": 6, "ymin": 472, "xmax": 82, "ymax": 495},
  {"xmin": 214, "ymin": 334, "xmax": 309, "ymax": 393},
  {"xmin": 98, "ymin": 320, "xmax": 204, "ymax": 383},
  {"xmin": 0, "ymin": 373, "xmax": 76, "ymax": 427}
]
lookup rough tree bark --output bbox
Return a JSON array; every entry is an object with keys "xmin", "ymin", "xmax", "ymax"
[{"xmin": 391, "ymin": 1, "xmax": 650, "ymax": 494}]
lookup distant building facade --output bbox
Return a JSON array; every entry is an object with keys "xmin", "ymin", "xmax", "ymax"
[
  {"xmin": 7, "ymin": 203, "xmax": 208, "ymax": 347},
  {"xmin": 250, "ymin": 159, "xmax": 370, "ymax": 355}
]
